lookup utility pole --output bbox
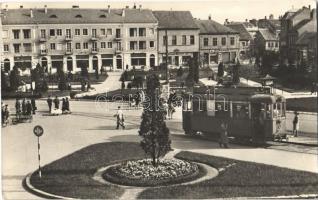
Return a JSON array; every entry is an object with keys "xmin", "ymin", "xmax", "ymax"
[{"xmin": 165, "ymin": 29, "xmax": 169, "ymax": 83}]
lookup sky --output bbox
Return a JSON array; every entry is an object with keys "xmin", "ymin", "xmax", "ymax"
[{"xmin": 1, "ymin": 0, "xmax": 316, "ymax": 24}]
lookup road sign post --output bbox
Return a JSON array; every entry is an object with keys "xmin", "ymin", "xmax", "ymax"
[{"xmin": 33, "ymin": 125, "xmax": 44, "ymax": 178}]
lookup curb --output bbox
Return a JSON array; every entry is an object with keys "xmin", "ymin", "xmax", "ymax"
[
  {"xmin": 24, "ymin": 172, "xmax": 75, "ymax": 200},
  {"xmin": 286, "ymin": 110, "xmax": 317, "ymax": 115}
]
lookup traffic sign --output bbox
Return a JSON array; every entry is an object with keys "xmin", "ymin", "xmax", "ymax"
[{"xmin": 33, "ymin": 125, "xmax": 44, "ymax": 137}]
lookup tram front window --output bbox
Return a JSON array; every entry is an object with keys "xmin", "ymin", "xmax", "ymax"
[{"xmin": 215, "ymin": 101, "xmax": 230, "ymax": 118}]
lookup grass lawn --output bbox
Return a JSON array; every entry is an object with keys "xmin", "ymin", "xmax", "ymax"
[
  {"xmin": 29, "ymin": 142, "xmax": 147, "ymax": 199},
  {"xmin": 138, "ymin": 151, "xmax": 318, "ymax": 199},
  {"xmin": 286, "ymin": 97, "xmax": 317, "ymax": 113}
]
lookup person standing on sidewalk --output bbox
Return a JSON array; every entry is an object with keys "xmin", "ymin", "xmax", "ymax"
[
  {"xmin": 293, "ymin": 111, "xmax": 300, "ymax": 137},
  {"xmin": 47, "ymin": 96, "xmax": 53, "ymax": 113},
  {"xmin": 54, "ymin": 96, "xmax": 60, "ymax": 109},
  {"xmin": 31, "ymin": 98, "xmax": 36, "ymax": 114},
  {"xmin": 114, "ymin": 106, "xmax": 125, "ymax": 129}
]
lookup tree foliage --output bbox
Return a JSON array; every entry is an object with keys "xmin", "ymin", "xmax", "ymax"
[
  {"xmin": 232, "ymin": 60, "xmax": 240, "ymax": 84},
  {"xmin": 9, "ymin": 65, "xmax": 21, "ymax": 91},
  {"xmin": 139, "ymin": 74, "xmax": 171, "ymax": 167},
  {"xmin": 217, "ymin": 62, "xmax": 224, "ymax": 77}
]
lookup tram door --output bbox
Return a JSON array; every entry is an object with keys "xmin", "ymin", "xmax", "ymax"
[{"xmin": 251, "ymin": 103, "xmax": 266, "ymax": 143}]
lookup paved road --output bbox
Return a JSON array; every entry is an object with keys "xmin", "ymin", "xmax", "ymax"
[{"xmin": 1, "ymin": 100, "xmax": 318, "ymax": 199}]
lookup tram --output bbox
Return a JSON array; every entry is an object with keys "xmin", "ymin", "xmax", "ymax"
[{"xmin": 182, "ymin": 86, "xmax": 286, "ymax": 143}]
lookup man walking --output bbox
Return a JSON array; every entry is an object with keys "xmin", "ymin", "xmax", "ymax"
[
  {"xmin": 114, "ymin": 106, "xmax": 125, "ymax": 129},
  {"xmin": 31, "ymin": 98, "xmax": 36, "ymax": 114},
  {"xmin": 54, "ymin": 96, "xmax": 60, "ymax": 109},
  {"xmin": 293, "ymin": 111, "xmax": 300, "ymax": 137},
  {"xmin": 47, "ymin": 96, "xmax": 53, "ymax": 113}
]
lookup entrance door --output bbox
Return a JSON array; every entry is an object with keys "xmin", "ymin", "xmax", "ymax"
[
  {"xmin": 92, "ymin": 56, "xmax": 98, "ymax": 70},
  {"xmin": 150, "ymin": 54, "xmax": 155, "ymax": 68},
  {"xmin": 175, "ymin": 56, "xmax": 179, "ymax": 66},
  {"xmin": 251, "ymin": 103, "xmax": 266, "ymax": 143},
  {"xmin": 116, "ymin": 55, "xmax": 122, "ymax": 69}
]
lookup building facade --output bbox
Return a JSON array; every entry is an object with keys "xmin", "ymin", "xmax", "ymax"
[
  {"xmin": 153, "ymin": 11, "xmax": 199, "ymax": 68},
  {"xmin": 195, "ymin": 18, "xmax": 240, "ymax": 65},
  {"xmin": 295, "ymin": 31, "xmax": 317, "ymax": 73},
  {"xmin": 255, "ymin": 29, "xmax": 280, "ymax": 56},
  {"xmin": 1, "ymin": 6, "xmax": 158, "ymax": 73}
]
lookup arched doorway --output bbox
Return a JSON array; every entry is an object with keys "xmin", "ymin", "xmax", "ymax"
[
  {"xmin": 92, "ymin": 56, "xmax": 98, "ymax": 71},
  {"xmin": 41, "ymin": 57, "xmax": 48, "ymax": 72},
  {"xmin": 116, "ymin": 55, "xmax": 122, "ymax": 69},
  {"xmin": 4, "ymin": 59, "xmax": 10, "ymax": 72},
  {"xmin": 67, "ymin": 57, "xmax": 73, "ymax": 72},
  {"xmin": 150, "ymin": 54, "xmax": 155, "ymax": 68}
]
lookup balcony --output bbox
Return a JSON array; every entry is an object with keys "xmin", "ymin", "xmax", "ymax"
[
  {"xmin": 65, "ymin": 49, "xmax": 73, "ymax": 55},
  {"xmin": 40, "ymin": 49, "xmax": 48, "ymax": 55},
  {"xmin": 114, "ymin": 34, "xmax": 123, "ymax": 40},
  {"xmin": 39, "ymin": 37, "xmax": 47, "ymax": 42},
  {"xmin": 65, "ymin": 36, "xmax": 73, "ymax": 41},
  {"xmin": 91, "ymin": 35, "xmax": 98, "ymax": 41},
  {"xmin": 91, "ymin": 48, "xmax": 99, "ymax": 54},
  {"xmin": 115, "ymin": 47, "xmax": 123, "ymax": 53}
]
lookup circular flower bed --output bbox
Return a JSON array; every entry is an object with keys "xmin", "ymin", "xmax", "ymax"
[{"xmin": 103, "ymin": 158, "xmax": 205, "ymax": 187}]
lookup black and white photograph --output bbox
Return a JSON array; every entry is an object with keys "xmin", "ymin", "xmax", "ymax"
[{"xmin": 0, "ymin": 0, "xmax": 317, "ymax": 199}]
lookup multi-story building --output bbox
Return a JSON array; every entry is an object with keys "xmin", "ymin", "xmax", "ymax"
[
  {"xmin": 195, "ymin": 18, "xmax": 240, "ymax": 65},
  {"xmin": 296, "ymin": 31, "xmax": 317, "ymax": 73},
  {"xmin": 255, "ymin": 29, "xmax": 280, "ymax": 56},
  {"xmin": 1, "ymin": 5, "xmax": 158, "ymax": 73},
  {"xmin": 258, "ymin": 14, "xmax": 281, "ymax": 35},
  {"xmin": 280, "ymin": 5, "xmax": 314, "ymax": 64},
  {"xmin": 152, "ymin": 11, "xmax": 199, "ymax": 68}
]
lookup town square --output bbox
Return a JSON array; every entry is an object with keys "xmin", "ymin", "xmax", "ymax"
[{"xmin": 1, "ymin": 1, "xmax": 318, "ymax": 199}]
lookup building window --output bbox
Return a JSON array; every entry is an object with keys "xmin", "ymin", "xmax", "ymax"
[
  {"xmin": 107, "ymin": 28, "xmax": 112, "ymax": 35},
  {"xmin": 66, "ymin": 43, "xmax": 72, "ymax": 52},
  {"xmin": 101, "ymin": 42, "xmax": 106, "ymax": 49},
  {"xmin": 213, "ymin": 38, "xmax": 217, "ymax": 46},
  {"xmin": 3, "ymin": 44, "xmax": 9, "ymax": 52},
  {"xmin": 130, "ymin": 28, "xmax": 138, "ymax": 37},
  {"xmin": 190, "ymin": 35, "xmax": 195, "ymax": 45},
  {"xmin": 50, "ymin": 29, "xmax": 55, "ymax": 36},
  {"xmin": 221, "ymin": 37, "xmax": 226, "ymax": 46},
  {"xmin": 182, "ymin": 35, "xmax": 187, "ymax": 45},
  {"xmin": 92, "ymin": 29, "xmax": 97, "ymax": 37},
  {"xmin": 172, "ymin": 35, "xmax": 177, "ymax": 45},
  {"xmin": 23, "ymin": 29, "xmax": 31, "ymax": 39},
  {"xmin": 139, "ymin": 28, "xmax": 146, "ymax": 37},
  {"xmin": 101, "ymin": 29, "xmax": 106, "ymax": 35},
  {"xmin": 23, "ymin": 43, "xmax": 32, "ymax": 52},
  {"xmin": 57, "ymin": 29, "xmax": 62, "ymax": 36},
  {"xmin": 83, "ymin": 29, "xmax": 88, "ymax": 35},
  {"xmin": 107, "ymin": 42, "xmax": 112, "ymax": 48},
  {"xmin": 50, "ymin": 43, "xmax": 56, "ymax": 50},
  {"xmin": 66, "ymin": 29, "xmax": 71, "ymax": 38},
  {"xmin": 75, "ymin": 29, "xmax": 80, "ymax": 36},
  {"xmin": 149, "ymin": 41, "xmax": 155, "ymax": 48},
  {"xmin": 163, "ymin": 36, "xmax": 167, "ymax": 46},
  {"xmin": 139, "ymin": 41, "xmax": 146, "ymax": 49},
  {"xmin": 131, "ymin": 53, "xmax": 146, "ymax": 66},
  {"xmin": 230, "ymin": 37, "xmax": 235, "ymax": 45},
  {"xmin": 40, "ymin": 29, "xmax": 46, "ymax": 38},
  {"xmin": 83, "ymin": 43, "xmax": 88, "ymax": 49},
  {"xmin": 130, "ymin": 41, "xmax": 137, "ymax": 50},
  {"xmin": 13, "ymin": 44, "xmax": 20, "ymax": 53},
  {"xmin": 75, "ymin": 43, "xmax": 81, "ymax": 49},
  {"xmin": 204, "ymin": 38, "xmax": 209, "ymax": 46},
  {"xmin": 13, "ymin": 30, "xmax": 20, "ymax": 39},
  {"xmin": 242, "ymin": 41, "xmax": 246, "ymax": 46}
]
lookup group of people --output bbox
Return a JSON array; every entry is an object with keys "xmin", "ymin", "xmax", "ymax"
[
  {"xmin": 15, "ymin": 98, "xmax": 37, "ymax": 118},
  {"xmin": 1, "ymin": 103, "xmax": 10, "ymax": 126},
  {"xmin": 47, "ymin": 96, "xmax": 71, "ymax": 114}
]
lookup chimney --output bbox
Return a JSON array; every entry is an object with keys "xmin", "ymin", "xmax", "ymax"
[
  {"xmin": 133, "ymin": 3, "xmax": 136, "ymax": 9},
  {"xmin": 309, "ymin": 5, "xmax": 311, "ymax": 9},
  {"xmin": 139, "ymin": 5, "xmax": 142, "ymax": 11},
  {"xmin": 44, "ymin": 5, "xmax": 47, "ymax": 14},
  {"xmin": 264, "ymin": 16, "xmax": 267, "ymax": 20},
  {"xmin": 208, "ymin": 14, "xmax": 211, "ymax": 20},
  {"xmin": 20, "ymin": 5, "xmax": 23, "ymax": 9},
  {"xmin": 125, "ymin": 6, "xmax": 129, "ymax": 9},
  {"xmin": 107, "ymin": 5, "xmax": 110, "ymax": 14},
  {"xmin": 30, "ymin": 9, "xmax": 33, "ymax": 18},
  {"xmin": 269, "ymin": 14, "xmax": 273, "ymax": 19},
  {"xmin": 122, "ymin": 8, "xmax": 125, "ymax": 17},
  {"xmin": 245, "ymin": 18, "xmax": 248, "ymax": 22},
  {"xmin": 72, "ymin": 5, "xmax": 79, "ymax": 9},
  {"xmin": 224, "ymin": 18, "xmax": 229, "ymax": 25}
]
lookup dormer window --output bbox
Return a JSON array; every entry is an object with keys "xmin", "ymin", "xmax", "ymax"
[
  {"xmin": 75, "ymin": 14, "xmax": 82, "ymax": 18},
  {"xmin": 49, "ymin": 14, "xmax": 57, "ymax": 18},
  {"xmin": 100, "ymin": 14, "xmax": 106, "ymax": 18}
]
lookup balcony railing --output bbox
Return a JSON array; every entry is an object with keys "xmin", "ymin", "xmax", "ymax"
[
  {"xmin": 65, "ymin": 49, "xmax": 73, "ymax": 54},
  {"xmin": 39, "ymin": 37, "xmax": 47, "ymax": 42},
  {"xmin": 65, "ymin": 36, "xmax": 73, "ymax": 41},
  {"xmin": 91, "ymin": 35, "xmax": 98, "ymax": 41},
  {"xmin": 114, "ymin": 34, "xmax": 123, "ymax": 40},
  {"xmin": 91, "ymin": 48, "xmax": 99, "ymax": 54},
  {"xmin": 115, "ymin": 47, "xmax": 123, "ymax": 53},
  {"xmin": 40, "ymin": 49, "xmax": 48, "ymax": 55}
]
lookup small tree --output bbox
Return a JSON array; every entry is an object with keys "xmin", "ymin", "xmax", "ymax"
[
  {"xmin": 217, "ymin": 62, "xmax": 224, "ymax": 77},
  {"xmin": 232, "ymin": 60, "xmax": 240, "ymax": 84},
  {"xmin": 9, "ymin": 65, "xmax": 20, "ymax": 91},
  {"xmin": 139, "ymin": 74, "xmax": 171, "ymax": 167}
]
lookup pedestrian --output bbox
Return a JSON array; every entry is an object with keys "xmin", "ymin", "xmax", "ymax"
[
  {"xmin": 293, "ymin": 111, "xmax": 300, "ymax": 137},
  {"xmin": 311, "ymin": 82, "xmax": 316, "ymax": 95},
  {"xmin": 135, "ymin": 91, "xmax": 140, "ymax": 108},
  {"xmin": 219, "ymin": 121, "xmax": 229, "ymax": 148},
  {"xmin": 62, "ymin": 98, "xmax": 67, "ymax": 113},
  {"xmin": 47, "ymin": 95, "xmax": 53, "ymax": 113},
  {"xmin": 54, "ymin": 96, "xmax": 60, "ymax": 109},
  {"xmin": 168, "ymin": 103, "xmax": 175, "ymax": 119},
  {"xmin": 22, "ymin": 98, "xmax": 27, "ymax": 115},
  {"xmin": 26, "ymin": 101, "xmax": 33, "ymax": 116},
  {"xmin": 65, "ymin": 97, "xmax": 70, "ymax": 112},
  {"xmin": 31, "ymin": 97, "xmax": 36, "ymax": 114},
  {"xmin": 114, "ymin": 106, "xmax": 125, "ymax": 129},
  {"xmin": 15, "ymin": 98, "xmax": 21, "ymax": 119}
]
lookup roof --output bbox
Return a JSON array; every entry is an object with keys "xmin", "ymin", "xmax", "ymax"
[
  {"xmin": 152, "ymin": 11, "xmax": 198, "ymax": 29},
  {"xmin": 291, "ymin": 19, "xmax": 312, "ymax": 32},
  {"xmin": 195, "ymin": 19, "xmax": 239, "ymax": 35},
  {"xmin": 296, "ymin": 31, "xmax": 317, "ymax": 45},
  {"xmin": 267, "ymin": 20, "xmax": 281, "ymax": 29},
  {"xmin": 1, "ymin": 8, "xmax": 158, "ymax": 25},
  {"xmin": 226, "ymin": 24, "xmax": 253, "ymax": 41},
  {"xmin": 258, "ymin": 29, "xmax": 278, "ymax": 41}
]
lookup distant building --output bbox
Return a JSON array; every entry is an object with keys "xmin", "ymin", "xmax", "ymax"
[
  {"xmin": 258, "ymin": 15, "xmax": 281, "ymax": 35},
  {"xmin": 280, "ymin": 5, "xmax": 315, "ymax": 65},
  {"xmin": 152, "ymin": 11, "xmax": 199, "ymax": 68},
  {"xmin": 295, "ymin": 31, "xmax": 317, "ymax": 73},
  {"xmin": 195, "ymin": 18, "xmax": 240, "ymax": 65},
  {"xmin": 255, "ymin": 29, "xmax": 280, "ymax": 56},
  {"xmin": 1, "ymin": 5, "xmax": 158, "ymax": 73}
]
